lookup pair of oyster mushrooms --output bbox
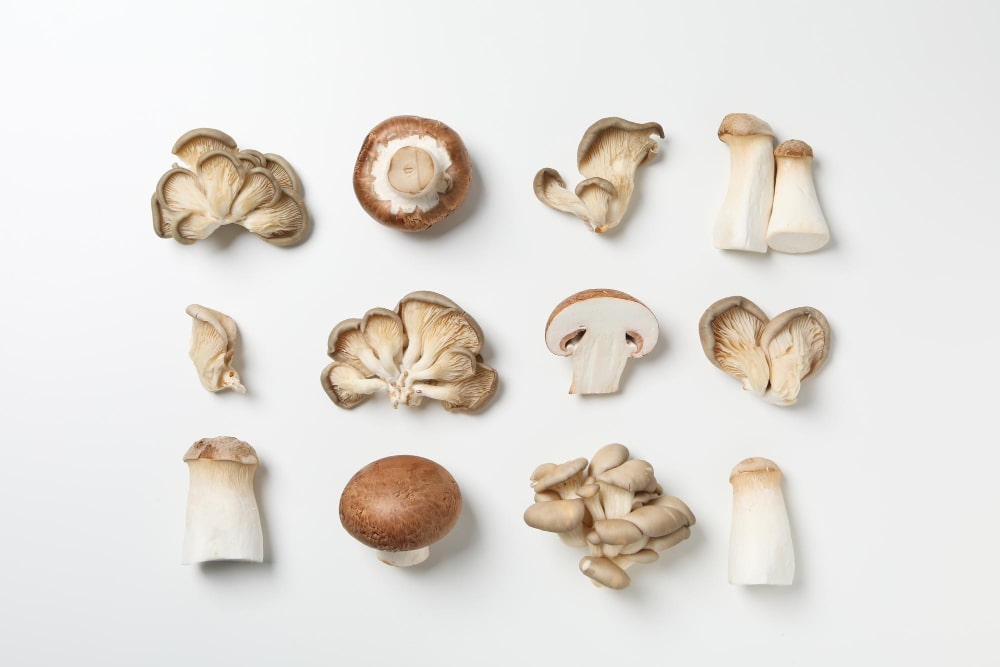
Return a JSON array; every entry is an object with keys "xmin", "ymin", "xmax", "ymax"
[
  {"xmin": 700, "ymin": 296, "xmax": 830, "ymax": 406},
  {"xmin": 525, "ymin": 444, "xmax": 695, "ymax": 590}
]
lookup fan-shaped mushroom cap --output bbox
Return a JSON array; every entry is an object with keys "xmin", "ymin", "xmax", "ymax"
[
  {"xmin": 531, "ymin": 458, "xmax": 589, "ymax": 494},
  {"xmin": 717, "ymin": 113, "xmax": 775, "ymax": 140},
  {"xmin": 577, "ymin": 117, "xmax": 665, "ymax": 169},
  {"xmin": 185, "ymin": 304, "xmax": 245, "ymax": 394},
  {"xmin": 625, "ymin": 505, "xmax": 689, "ymax": 538},
  {"xmin": 759, "ymin": 307, "xmax": 830, "ymax": 405},
  {"xmin": 183, "ymin": 436, "xmax": 257, "ymax": 465},
  {"xmin": 699, "ymin": 296, "xmax": 771, "ymax": 396},
  {"xmin": 524, "ymin": 499, "xmax": 586, "ymax": 533},
  {"xmin": 353, "ymin": 116, "xmax": 472, "ymax": 232},
  {"xmin": 588, "ymin": 443, "xmax": 630, "ymax": 477},
  {"xmin": 646, "ymin": 495, "xmax": 697, "ymax": 527},
  {"xmin": 592, "ymin": 519, "xmax": 644, "ymax": 546},
  {"xmin": 595, "ymin": 459, "xmax": 657, "ymax": 493},
  {"xmin": 172, "ymin": 128, "xmax": 238, "ymax": 166}
]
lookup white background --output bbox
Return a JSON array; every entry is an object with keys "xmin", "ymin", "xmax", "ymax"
[{"xmin": 1, "ymin": 1, "xmax": 998, "ymax": 664}]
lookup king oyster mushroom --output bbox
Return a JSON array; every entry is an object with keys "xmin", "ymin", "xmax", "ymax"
[
  {"xmin": 353, "ymin": 116, "xmax": 472, "ymax": 232},
  {"xmin": 534, "ymin": 117, "xmax": 664, "ymax": 233},
  {"xmin": 766, "ymin": 139, "xmax": 831, "ymax": 253},
  {"xmin": 713, "ymin": 113, "xmax": 775, "ymax": 253},
  {"xmin": 185, "ymin": 304, "xmax": 246, "ymax": 393},
  {"xmin": 152, "ymin": 128, "xmax": 308, "ymax": 245},
  {"xmin": 321, "ymin": 291, "xmax": 497, "ymax": 412}
]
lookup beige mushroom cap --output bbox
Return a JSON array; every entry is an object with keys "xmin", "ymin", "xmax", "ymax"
[
  {"xmin": 698, "ymin": 296, "xmax": 769, "ymax": 369},
  {"xmin": 774, "ymin": 139, "xmax": 814, "ymax": 159},
  {"xmin": 717, "ymin": 113, "xmax": 775, "ymax": 140},
  {"xmin": 730, "ymin": 456, "xmax": 783, "ymax": 482},
  {"xmin": 183, "ymin": 436, "xmax": 258, "ymax": 465},
  {"xmin": 759, "ymin": 306, "xmax": 831, "ymax": 379},
  {"xmin": 577, "ymin": 117, "xmax": 665, "ymax": 168},
  {"xmin": 531, "ymin": 458, "xmax": 589, "ymax": 493}
]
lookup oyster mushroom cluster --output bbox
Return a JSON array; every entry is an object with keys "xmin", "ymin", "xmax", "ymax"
[
  {"xmin": 524, "ymin": 444, "xmax": 695, "ymax": 590},
  {"xmin": 534, "ymin": 117, "xmax": 664, "ymax": 233},
  {"xmin": 321, "ymin": 291, "xmax": 498, "ymax": 413},
  {"xmin": 152, "ymin": 128, "xmax": 308, "ymax": 245},
  {"xmin": 699, "ymin": 296, "xmax": 830, "ymax": 406}
]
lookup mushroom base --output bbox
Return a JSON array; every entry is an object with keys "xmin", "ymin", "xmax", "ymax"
[{"xmin": 377, "ymin": 547, "xmax": 430, "ymax": 567}]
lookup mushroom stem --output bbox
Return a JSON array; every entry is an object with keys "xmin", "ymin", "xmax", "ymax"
[
  {"xmin": 377, "ymin": 547, "xmax": 430, "ymax": 567},
  {"xmin": 729, "ymin": 458, "xmax": 794, "ymax": 585},
  {"xmin": 182, "ymin": 460, "xmax": 262, "ymax": 564},
  {"xmin": 714, "ymin": 134, "xmax": 774, "ymax": 253},
  {"xmin": 568, "ymin": 329, "xmax": 631, "ymax": 395},
  {"xmin": 766, "ymin": 141, "xmax": 829, "ymax": 253}
]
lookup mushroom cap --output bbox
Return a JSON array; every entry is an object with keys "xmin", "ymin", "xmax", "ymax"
[
  {"xmin": 596, "ymin": 459, "xmax": 657, "ymax": 493},
  {"xmin": 531, "ymin": 457, "xmax": 589, "ymax": 492},
  {"xmin": 545, "ymin": 289, "xmax": 658, "ymax": 357},
  {"xmin": 339, "ymin": 455, "xmax": 461, "ymax": 552},
  {"xmin": 717, "ymin": 113, "xmax": 774, "ymax": 139},
  {"xmin": 588, "ymin": 443, "xmax": 630, "ymax": 477},
  {"xmin": 758, "ymin": 306, "xmax": 831, "ymax": 379},
  {"xmin": 698, "ymin": 296, "xmax": 769, "ymax": 370},
  {"xmin": 171, "ymin": 128, "xmax": 238, "ymax": 163},
  {"xmin": 774, "ymin": 139, "xmax": 814, "ymax": 159},
  {"xmin": 577, "ymin": 117, "xmax": 665, "ymax": 168},
  {"xmin": 353, "ymin": 116, "xmax": 472, "ymax": 232},
  {"xmin": 183, "ymin": 436, "xmax": 258, "ymax": 465},
  {"xmin": 729, "ymin": 456, "xmax": 783, "ymax": 482}
]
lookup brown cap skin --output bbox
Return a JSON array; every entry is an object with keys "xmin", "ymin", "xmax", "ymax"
[
  {"xmin": 774, "ymin": 139, "xmax": 814, "ymax": 159},
  {"xmin": 729, "ymin": 456, "xmax": 782, "ymax": 482},
  {"xmin": 717, "ymin": 113, "xmax": 774, "ymax": 139},
  {"xmin": 183, "ymin": 436, "xmax": 258, "ymax": 465},
  {"xmin": 353, "ymin": 116, "xmax": 472, "ymax": 232},
  {"xmin": 545, "ymin": 289, "xmax": 647, "ymax": 330},
  {"xmin": 340, "ymin": 455, "xmax": 461, "ymax": 552}
]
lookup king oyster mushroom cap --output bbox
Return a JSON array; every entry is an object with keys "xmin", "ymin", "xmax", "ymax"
[
  {"xmin": 545, "ymin": 289, "xmax": 659, "ymax": 395},
  {"xmin": 580, "ymin": 555, "xmax": 631, "ymax": 589},
  {"xmin": 759, "ymin": 306, "xmax": 831, "ymax": 406},
  {"xmin": 713, "ymin": 113, "xmax": 775, "ymax": 253},
  {"xmin": 340, "ymin": 455, "xmax": 462, "ymax": 567},
  {"xmin": 767, "ymin": 140, "xmax": 830, "ymax": 254},
  {"xmin": 699, "ymin": 296, "xmax": 771, "ymax": 397},
  {"xmin": 182, "ymin": 436, "xmax": 262, "ymax": 564},
  {"xmin": 524, "ymin": 499, "xmax": 587, "ymax": 533},
  {"xmin": 185, "ymin": 304, "xmax": 246, "ymax": 394},
  {"xmin": 729, "ymin": 457, "xmax": 794, "ymax": 585},
  {"xmin": 353, "ymin": 116, "xmax": 472, "ymax": 232}
]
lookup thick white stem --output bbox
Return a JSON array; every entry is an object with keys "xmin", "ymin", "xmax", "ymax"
[
  {"xmin": 569, "ymin": 330, "xmax": 631, "ymax": 394},
  {"xmin": 729, "ymin": 475, "xmax": 794, "ymax": 585},
  {"xmin": 766, "ymin": 157, "xmax": 829, "ymax": 253},
  {"xmin": 714, "ymin": 135, "xmax": 774, "ymax": 253},
  {"xmin": 377, "ymin": 546, "xmax": 430, "ymax": 567},
  {"xmin": 183, "ymin": 461, "xmax": 262, "ymax": 564}
]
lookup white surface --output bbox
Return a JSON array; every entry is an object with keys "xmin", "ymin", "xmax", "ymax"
[{"xmin": 1, "ymin": 1, "xmax": 998, "ymax": 664}]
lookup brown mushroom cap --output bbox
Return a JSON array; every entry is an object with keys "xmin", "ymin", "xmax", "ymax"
[
  {"xmin": 774, "ymin": 139, "xmax": 814, "ymax": 159},
  {"xmin": 353, "ymin": 115, "xmax": 472, "ymax": 232},
  {"xmin": 183, "ymin": 436, "xmax": 258, "ymax": 465},
  {"xmin": 339, "ymin": 455, "xmax": 461, "ymax": 552},
  {"xmin": 717, "ymin": 113, "xmax": 774, "ymax": 139},
  {"xmin": 698, "ymin": 296, "xmax": 769, "ymax": 370}
]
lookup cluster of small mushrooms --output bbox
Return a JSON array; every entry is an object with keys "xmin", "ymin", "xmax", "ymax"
[
  {"xmin": 714, "ymin": 113, "xmax": 830, "ymax": 253},
  {"xmin": 700, "ymin": 296, "xmax": 830, "ymax": 406},
  {"xmin": 525, "ymin": 444, "xmax": 695, "ymax": 589}
]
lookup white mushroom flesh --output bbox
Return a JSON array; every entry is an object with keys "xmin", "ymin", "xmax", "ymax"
[
  {"xmin": 714, "ymin": 134, "xmax": 774, "ymax": 253},
  {"xmin": 183, "ymin": 460, "xmax": 262, "ymax": 563},
  {"xmin": 767, "ymin": 149, "xmax": 830, "ymax": 253},
  {"xmin": 729, "ymin": 460, "xmax": 794, "ymax": 585},
  {"xmin": 370, "ymin": 135, "xmax": 452, "ymax": 214}
]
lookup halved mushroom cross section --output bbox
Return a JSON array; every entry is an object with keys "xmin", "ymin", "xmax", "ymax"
[
  {"xmin": 545, "ymin": 289, "xmax": 659, "ymax": 395},
  {"xmin": 322, "ymin": 291, "xmax": 498, "ymax": 413}
]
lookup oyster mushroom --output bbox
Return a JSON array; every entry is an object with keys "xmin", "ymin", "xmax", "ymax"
[
  {"xmin": 185, "ymin": 304, "xmax": 245, "ymax": 394},
  {"xmin": 321, "ymin": 291, "xmax": 497, "ymax": 412},
  {"xmin": 767, "ymin": 140, "xmax": 831, "ymax": 253},
  {"xmin": 353, "ymin": 116, "xmax": 472, "ymax": 232},
  {"xmin": 713, "ymin": 113, "xmax": 775, "ymax": 253},
  {"xmin": 340, "ymin": 455, "xmax": 461, "ymax": 566},
  {"xmin": 534, "ymin": 117, "xmax": 664, "ymax": 233},
  {"xmin": 152, "ymin": 128, "xmax": 308, "ymax": 245},
  {"xmin": 760, "ymin": 306, "xmax": 831, "ymax": 406},
  {"xmin": 182, "ymin": 436, "xmax": 263, "ymax": 564},
  {"xmin": 698, "ymin": 296, "xmax": 770, "ymax": 397},
  {"xmin": 729, "ymin": 457, "xmax": 794, "ymax": 585},
  {"xmin": 545, "ymin": 289, "xmax": 659, "ymax": 395}
]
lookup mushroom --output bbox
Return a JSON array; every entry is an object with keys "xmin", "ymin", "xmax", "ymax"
[
  {"xmin": 185, "ymin": 304, "xmax": 245, "ymax": 394},
  {"xmin": 729, "ymin": 457, "xmax": 794, "ymax": 585},
  {"xmin": 182, "ymin": 437, "xmax": 263, "ymax": 563},
  {"xmin": 713, "ymin": 113, "xmax": 775, "ymax": 253},
  {"xmin": 545, "ymin": 289, "xmax": 659, "ymax": 395},
  {"xmin": 534, "ymin": 117, "xmax": 664, "ymax": 233},
  {"xmin": 321, "ymin": 291, "xmax": 498, "ymax": 412},
  {"xmin": 766, "ymin": 140, "xmax": 830, "ymax": 253},
  {"xmin": 698, "ymin": 296, "xmax": 770, "ymax": 397},
  {"xmin": 152, "ymin": 128, "xmax": 308, "ymax": 245},
  {"xmin": 760, "ymin": 306, "xmax": 831, "ymax": 406},
  {"xmin": 339, "ymin": 455, "xmax": 461, "ymax": 566},
  {"xmin": 353, "ymin": 116, "xmax": 472, "ymax": 232}
]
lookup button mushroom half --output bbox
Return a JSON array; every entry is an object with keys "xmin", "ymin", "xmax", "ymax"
[
  {"xmin": 545, "ymin": 289, "xmax": 658, "ymax": 395},
  {"xmin": 353, "ymin": 116, "xmax": 472, "ymax": 232},
  {"xmin": 340, "ymin": 455, "xmax": 462, "ymax": 566}
]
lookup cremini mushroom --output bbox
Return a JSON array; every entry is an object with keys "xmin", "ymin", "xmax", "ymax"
[
  {"xmin": 534, "ymin": 117, "xmax": 664, "ymax": 233},
  {"xmin": 340, "ymin": 455, "xmax": 461, "ymax": 566},
  {"xmin": 152, "ymin": 128, "xmax": 308, "ymax": 245},
  {"xmin": 729, "ymin": 457, "xmax": 794, "ymax": 585},
  {"xmin": 182, "ymin": 437, "xmax": 263, "ymax": 564},
  {"xmin": 321, "ymin": 291, "xmax": 498, "ymax": 412},
  {"xmin": 700, "ymin": 297, "xmax": 830, "ymax": 406},
  {"xmin": 185, "ymin": 304, "xmax": 245, "ymax": 394},
  {"xmin": 524, "ymin": 444, "xmax": 694, "ymax": 589},
  {"xmin": 353, "ymin": 116, "xmax": 472, "ymax": 232},
  {"xmin": 767, "ymin": 140, "xmax": 830, "ymax": 253},
  {"xmin": 545, "ymin": 289, "xmax": 658, "ymax": 395},
  {"xmin": 713, "ymin": 113, "xmax": 775, "ymax": 253}
]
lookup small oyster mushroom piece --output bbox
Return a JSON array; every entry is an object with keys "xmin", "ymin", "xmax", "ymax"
[
  {"xmin": 531, "ymin": 458, "xmax": 589, "ymax": 499},
  {"xmin": 646, "ymin": 495, "xmax": 697, "ymax": 527},
  {"xmin": 647, "ymin": 525, "xmax": 691, "ymax": 552},
  {"xmin": 182, "ymin": 436, "xmax": 262, "ymax": 564},
  {"xmin": 185, "ymin": 304, "xmax": 245, "ymax": 394},
  {"xmin": 699, "ymin": 296, "xmax": 771, "ymax": 397},
  {"xmin": 729, "ymin": 457, "xmax": 794, "ymax": 585},
  {"xmin": 767, "ymin": 140, "xmax": 830, "ymax": 253},
  {"xmin": 340, "ymin": 455, "xmax": 462, "ymax": 567},
  {"xmin": 595, "ymin": 459, "xmax": 657, "ymax": 520},
  {"xmin": 592, "ymin": 519, "xmax": 644, "ymax": 546},
  {"xmin": 588, "ymin": 443, "xmax": 630, "ymax": 477},
  {"xmin": 523, "ymin": 499, "xmax": 587, "ymax": 533},
  {"xmin": 545, "ymin": 289, "xmax": 659, "ymax": 395},
  {"xmin": 353, "ymin": 116, "xmax": 472, "ymax": 232},
  {"xmin": 760, "ymin": 306, "xmax": 831, "ymax": 406},
  {"xmin": 579, "ymin": 555, "xmax": 631, "ymax": 589},
  {"xmin": 624, "ymin": 505, "xmax": 690, "ymax": 538},
  {"xmin": 713, "ymin": 113, "xmax": 775, "ymax": 253},
  {"xmin": 612, "ymin": 549, "xmax": 659, "ymax": 571}
]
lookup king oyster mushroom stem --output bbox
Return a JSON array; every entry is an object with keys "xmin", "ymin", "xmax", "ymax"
[
  {"xmin": 713, "ymin": 113, "xmax": 775, "ymax": 253},
  {"xmin": 729, "ymin": 457, "xmax": 794, "ymax": 585},
  {"xmin": 321, "ymin": 291, "xmax": 498, "ymax": 413},
  {"xmin": 533, "ymin": 117, "xmax": 664, "ymax": 233},
  {"xmin": 182, "ymin": 437, "xmax": 263, "ymax": 564},
  {"xmin": 185, "ymin": 304, "xmax": 246, "ymax": 393},
  {"xmin": 767, "ymin": 140, "xmax": 830, "ymax": 253},
  {"xmin": 545, "ymin": 289, "xmax": 658, "ymax": 395}
]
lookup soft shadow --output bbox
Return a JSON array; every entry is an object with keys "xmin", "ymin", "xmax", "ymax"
[
  {"xmin": 408, "ymin": 499, "xmax": 479, "ymax": 574},
  {"xmin": 407, "ymin": 161, "xmax": 485, "ymax": 240}
]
